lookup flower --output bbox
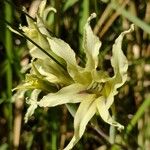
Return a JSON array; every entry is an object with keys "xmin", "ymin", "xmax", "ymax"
[{"xmin": 13, "ymin": 0, "xmax": 134, "ymax": 149}]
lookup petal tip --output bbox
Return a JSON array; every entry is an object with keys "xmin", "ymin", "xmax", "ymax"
[
  {"xmin": 130, "ymin": 24, "xmax": 134, "ymax": 32},
  {"xmin": 87, "ymin": 13, "xmax": 97, "ymax": 23}
]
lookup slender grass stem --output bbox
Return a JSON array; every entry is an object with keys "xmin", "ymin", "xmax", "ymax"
[
  {"xmin": 109, "ymin": 104, "xmax": 116, "ymax": 144},
  {"xmin": 125, "ymin": 97, "xmax": 150, "ymax": 136},
  {"xmin": 79, "ymin": 0, "xmax": 89, "ymax": 53},
  {"xmin": 4, "ymin": 0, "xmax": 13, "ymax": 147}
]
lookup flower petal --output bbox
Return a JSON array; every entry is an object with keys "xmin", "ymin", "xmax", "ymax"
[
  {"xmin": 33, "ymin": 59, "xmax": 73, "ymax": 85},
  {"xmin": 64, "ymin": 97, "xmax": 96, "ymax": 150},
  {"xmin": 14, "ymin": 73, "xmax": 58, "ymax": 93},
  {"xmin": 47, "ymin": 37, "xmax": 92, "ymax": 85},
  {"xmin": 47, "ymin": 37, "xmax": 78, "ymax": 68},
  {"xmin": 83, "ymin": 13, "xmax": 102, "ymax": 70},
  {"xmin": 111, "ymin": 24, "xmax": 134, "ymax": 89},
  {"xmin": 38, "ymin": 0, "xmax": 47, "ymax": 17},
  {"xmin": 102, "ymin": 25, "xmax": 134, "ymax": 109},
  {"xmin": 96, "ymin": 96, "xmax": 124, "ymax": 130},
  {"xmin": 38, "ymin": 84, "xmax": 90, "ymax": 107},
  {"xmin": 24, "ymin": 89, "xmax": 41, "ymax": 123}
]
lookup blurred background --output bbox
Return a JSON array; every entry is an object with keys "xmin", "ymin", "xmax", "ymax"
[{"xmin": 0, "ymin": 0, "xmax": 150, "ymax": 149}]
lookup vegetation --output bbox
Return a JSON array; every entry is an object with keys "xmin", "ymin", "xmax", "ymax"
[{"xmin": 0, "ymin": 0, "xmax": 150, "ymax": 149}]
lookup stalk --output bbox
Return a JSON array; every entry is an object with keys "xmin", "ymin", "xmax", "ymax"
[
  {"xmin": 4, "ymin": 0, "xmax": 13, "ymax": 147},
  {"xmin": 126, "ymin": 98, "xmax": 150, "ymax": 136},
  {"xmin": 109, "ymin": 104, "xmax": 116, "ymax": 144},
  {"xmin": 79, "ymin": 0, "xmax": 89, "ymax": 53}
]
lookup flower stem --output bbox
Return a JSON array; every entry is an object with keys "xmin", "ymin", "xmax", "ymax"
[
  {"xmin": 109, "ymin": 104, "xmax": 116, "ymax": 144},
  {"xmin": 4, "ymin": 0, "xmax": 13, "ymax": 148}
]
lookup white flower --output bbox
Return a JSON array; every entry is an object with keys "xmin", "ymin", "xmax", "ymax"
[{"xmin": 13, "ymin": 0, "xmax": 134, "ymax": 149}]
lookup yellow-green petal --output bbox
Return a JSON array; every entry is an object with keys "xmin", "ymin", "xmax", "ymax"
[
  {"xmin": 33, "ymin": 59, "xmax": 73, "ymax": 85},
  {"xmin": 103, "ymin": 25, "xmax": 134, "ymax": 109},
  {"xmin": 24, "ymin": 89, "xmax": 41, "ymax": 123},
  {"xmin": 37, "ymin": 84, "xmax": 88, "ymax": 107},
  {"xmin": 64, "ymin": 97, "xmax": 96, "ymax": 150},
  {"xmin": 47, "ymin": 37, "xmax": 92, "ymax": 85},
  {"xmin": 111, "ymin": 24, "xmax": 134, "ymax": 89},
  {"xmin": 38, "ymin": 0, "xmax": 47, "ymax": 17},
  {"xmin": 96, "ymin": 96, "xmax": 124, "ymax": 130},
  {"xmin": 83, "ymin": 13, "xmax": 102, "ymax": 70}
]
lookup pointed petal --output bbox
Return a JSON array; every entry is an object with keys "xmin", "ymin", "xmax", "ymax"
[
  {"xmin": 83, "ymin": 13, "xmax": 102, "ymax": 70},
  {"xmin": 38, "ymin": 84, "xmax": 91, "ymax": 107},
  {"xmin": 111, "ymin": 24, "xmax": 134, "ymax": 89},
  {"xmin": 75, "ymin": 98, "xmax": 97, "ymax": 137},
  {"xmin": 102, "ymin": 25, "xmax": 134, "ymax": 108},
  {"xmin": 64, "ymin": 97, "xmax": 96, "ymax": 150},
  {"xmin": 47, "ymin": 37, "xmax": 78, "ymax": 68},
  {"xmin": 38, "ymin": 0, "xmax": 47, "ymax": 17},
  {"xmin": 96, "ymin": 96, "xmax": 124, "ymax": 130},
  {"xmin": 47, "ymin": 37, "xmax": 93, "ymax": 85}
]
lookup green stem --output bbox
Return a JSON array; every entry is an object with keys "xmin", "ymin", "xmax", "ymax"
[
  {"xmin": 54, "ymin": 0, "xmax": 61, "ymax": 36},
  {"xmin": 126, "ymin": 98, "xmax": 150, "ymax": 136},
  {"xmin": 109, "ymin": 104, "xmax": 116, "ymax": 144},
  {"xmin": 4, "ymin": 0, "xmax": 13, "ymax": 147},
  {"xmin": 79, "ymin": 0, "xmax": 89, "ymax": 53},
  {"xmin": 51, "ymin": 122, "xmax": 57, "ymax": 150}
]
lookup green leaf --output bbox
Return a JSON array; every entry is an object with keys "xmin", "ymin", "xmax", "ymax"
[{"xmin": 126, "ymin": 97, "xmax": 150, "ymax": 135}]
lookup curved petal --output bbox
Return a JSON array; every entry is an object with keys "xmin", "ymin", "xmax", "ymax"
[
  {"xmin": 47, "ymin": 37, "xmax": 78, "ymax": 68},
  {"xmin": 64, "ymin": 97, "xmax": 96, "ymax": 150},
  {"xmin": 24, "ymin": 89, "xmax": 41, "ymax": 123},
  {"xmin": 38, "ymin": 0, "xmax": 47, "ymax": 17},
  {"xmin": 20, "ymin": 23, "xmax": 51, "ymax": 60},
  {"xmin": 37, "ymin": 84, "xmax": 91, "ymax": 107},
  {"xmin": 47, "ymin": 37, "xmax": 92, "ymax": 85},
  {"xmin": 96, "ymin": 96, "xmax": 124, "ymax": 130},
  {"xmin": 30, "ymin": 46, "xmax": 48, "ymax": 59},
  {"xmin": 111, "ymin": 24, "xmax": 134, "ymax": 89},
  {"xmin": 102, "ymin": 25, "xmax": 134, "ymax": 108},
  {"xmin": 83, "ymin": 13, "xmax": 102, "ymax": 70},
  {"xmin": 33, "ymin": 59, "xmax": 73, "ymax": 85}
]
